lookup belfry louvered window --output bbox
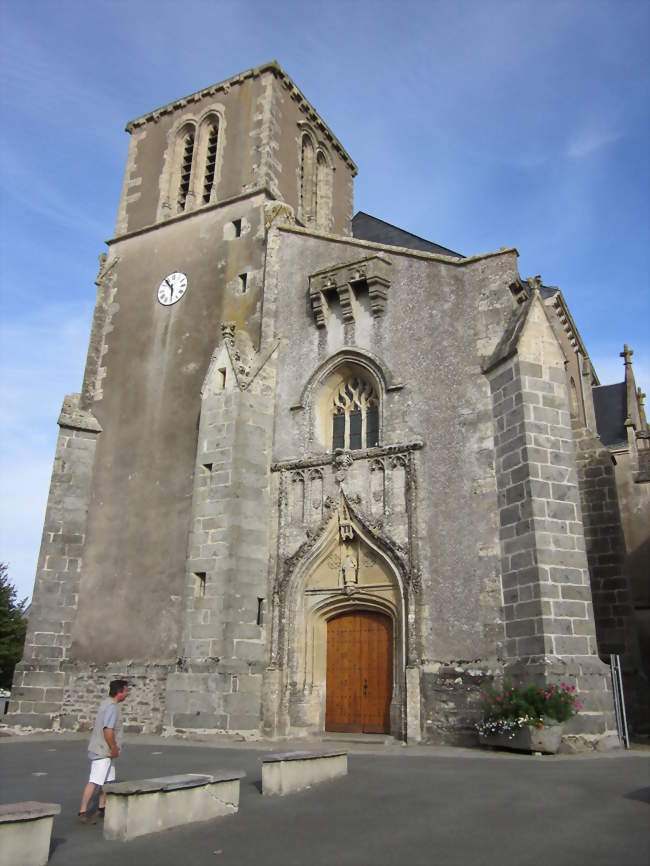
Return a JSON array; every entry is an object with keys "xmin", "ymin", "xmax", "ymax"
[
  {"xmin": 332, "ymin": 377, "xmax": 379, "ymax": 451},
  {"xmin": 202, "ymin": 122, "xmax": 219, "ymax": 203},
  {"xmin": 177, "ymin": 130, "xmax": 195, "ymax": 212}
]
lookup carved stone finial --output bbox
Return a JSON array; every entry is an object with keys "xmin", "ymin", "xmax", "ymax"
[
  {"xmin": 265, "ymin": 201, "xmax": 295, "ymax": 230},
  {"xmin": 620, "ymin": 344, "xmax": 634, "ymax": 366},
  {"xmin": 637, "ymin": 387, "xmax": 646, "ymax": 409},
  {"xmin": 526, "ymin": 275, "xmax": 543, "ymax": 292},
  {"xmin": 221, "ymin": 322, "xmax": 236, "ymax": 348}
]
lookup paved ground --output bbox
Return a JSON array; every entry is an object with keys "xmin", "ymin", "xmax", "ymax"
[{"xmin": 0, "ymin": 732, "xmax": 648, "ymax": 866}]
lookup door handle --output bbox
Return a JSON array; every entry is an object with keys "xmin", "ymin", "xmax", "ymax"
[{"xmin": 363, "ymin": 678, "xmax": 368, "ymax": 696}]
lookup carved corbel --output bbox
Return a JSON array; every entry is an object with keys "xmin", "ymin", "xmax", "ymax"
[
  {"xmin": 308, "ymin": 255, "xmax": 392, "ymax": 327},
  {"xmin": 345, "ymin": 257, "xmax": 391, "ymax": 318},
  {"xmin": 309, "ymin": 272, "xmax": 337, "ymax": 328},
  {"xmin": 337, "ymin": 283, "xmax": 355, "ymax": 323}
]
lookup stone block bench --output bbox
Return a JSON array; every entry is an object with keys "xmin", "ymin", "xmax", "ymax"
[
  {"xmin": 103, "ymin": 770, "xmax": 245, "ymax": 841},
  {"xmin": 0, "ymin": 801, "xmax": 61, "ymax": 866},
  {"xmin": 262, "ymin": 750, "xmax": 348, "ymax": 796}
]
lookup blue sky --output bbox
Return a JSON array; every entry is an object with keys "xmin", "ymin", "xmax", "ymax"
[{"xmin": 1, "ymin": 0, "xmax": 648, "ymax": 601}]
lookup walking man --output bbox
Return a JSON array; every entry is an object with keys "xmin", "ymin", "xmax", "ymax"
[{"xmin": 78, "ymin": 679, "xmax": 129, "ymax": 823}]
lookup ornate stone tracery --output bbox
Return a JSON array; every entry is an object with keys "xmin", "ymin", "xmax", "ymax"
[{"xmin": 267, "ymin": 489, "xmax": 412, "ymax": 738}]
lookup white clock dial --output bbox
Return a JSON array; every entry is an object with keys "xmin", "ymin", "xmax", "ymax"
[{"xmin": 157, "ymin": 272, "xmax": 187, "ymax": 306}]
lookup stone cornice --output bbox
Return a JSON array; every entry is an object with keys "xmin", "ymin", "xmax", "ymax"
[
  {"xmin": 125, "ymin": 61, "xmax": 357, "ymax": 174},
  {"xmin": 271, "ymin": 441, "xmax": 424, "ymax": 473},
  {"xmin": 543, "ymin": 289, "xmax": 592, "ymax": 368},
  {"xmin": 106, "ymin": 187, "xmax": 272, "ymax": 245},
  {"xmin": 277, "ymin": 223, "xmax": 518, "ymax": 265},
  {"xmin": 58, "ymin": 394, "xmax": 103, "ymax": 433}
]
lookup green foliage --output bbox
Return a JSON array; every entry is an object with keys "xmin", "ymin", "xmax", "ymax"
[
  {"xmin": 476, "ymin": 678, "xmax": 582, "ymax": 736},
  {"xmin": 0, "ymin": 563, "xmax": 28, "ymax": 690}
]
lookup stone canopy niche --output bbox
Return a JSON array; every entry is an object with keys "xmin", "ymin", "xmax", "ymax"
[{"xmin": 308, "ymin": 255, "xmax": 392, "ymax": 327}]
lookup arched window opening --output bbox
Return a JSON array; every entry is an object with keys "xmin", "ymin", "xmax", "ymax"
[
  {"xmin": 177, "ymin": 130, "xmax": 195, "ymax": 212},
  {"xmin": 300, "ymin": 135, "xmax": 316, "ymax": 225},
  {"xmin": 316, "ymin": 151, "xmax": 331, "ymax": 230},
  {"xmin": 331, "ymin": 377, "xmax": 379, "ymax": 451},
  {"xmin": 202, "ymin": 122, "xmax": 219, "ymax": 204}
]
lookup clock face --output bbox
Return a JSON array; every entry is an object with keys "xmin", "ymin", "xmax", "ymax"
[{"xmin": 157, "ymin": 272, "xmax": 187, "ymax": 306}]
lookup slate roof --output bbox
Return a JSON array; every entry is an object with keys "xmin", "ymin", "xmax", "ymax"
[
  {"xmin": 593, "ymin": 382, "xmax": 628, "ymax": 447},
  {"xmin": 352, "ymin": 212, "xmax": 462, "ymax": 258}
]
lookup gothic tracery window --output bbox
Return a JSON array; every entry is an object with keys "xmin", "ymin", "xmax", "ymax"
[{"xmin": 332, "ymin": 376, "xmax": 379, "ymax": 451}]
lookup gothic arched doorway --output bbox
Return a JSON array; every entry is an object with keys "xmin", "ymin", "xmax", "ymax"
[{"xmin": 326, "ymin": 610, "xmax": 393, "ymax": 733}]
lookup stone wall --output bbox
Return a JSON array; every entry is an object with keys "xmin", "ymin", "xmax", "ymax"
[
  {"xmin": 164, "ymin": 324, "xmax": 277, "ymax": 733},
  {"xmin": 7, "ymin": 396, "xmax": 100, "ymax": 729},
  {"xmin": 487, "ymin": 296, "xmax": 616, "ymax": 740},
  {"xmin": 60, "ymin": 663, "xmax": 172, "ymax": 734},
  {"xmin": 572, "ymin": 422, "xmax": 649, "ymax": 736}
]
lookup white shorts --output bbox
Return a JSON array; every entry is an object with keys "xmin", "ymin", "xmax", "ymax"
[{"xmin": 88, "ymin": 758, "xmax": 115, "ymax": 786}]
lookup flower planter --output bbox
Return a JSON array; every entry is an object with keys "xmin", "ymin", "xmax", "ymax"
[{"xmin": 479, "ymin": 722, "xmax": 564, "ymax": 754}]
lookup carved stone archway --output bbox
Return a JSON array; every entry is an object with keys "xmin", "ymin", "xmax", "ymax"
[{"xmin": 264, "ymin": 492, "xmax": 409, "ymax": 740}]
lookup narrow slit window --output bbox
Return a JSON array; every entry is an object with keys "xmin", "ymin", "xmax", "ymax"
[
  {"xmin": 194, "ymin": 572, "xmax": 206, "ymax": 598},
  {"xmin": 178, "ymin": 131, "xmax": 195, "ymax": 212},
  {"xmin": 202, "ymin": 123, "xmax": 219, "ymax": 203},
  {"xmin": 239, "ymin": 273, "xmax": 248, "ymax": 294},
  {"xmin": 218, "ymin": 368, "xmax": 227, "ymax": 390},
  {"xmin": 257, "ymin": 597, "xmax": 265, "ymax": 626},
  {"xmin": 233, "ymin": 219, "xmax": 242, "ymax": 237}
]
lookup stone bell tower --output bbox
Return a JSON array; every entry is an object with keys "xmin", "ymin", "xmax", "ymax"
[{"xmin": 8, "ymin": 62, "xmax": 357, "ymax": 732}]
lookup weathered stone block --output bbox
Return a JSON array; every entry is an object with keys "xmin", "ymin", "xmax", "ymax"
[
  {"xmin": 552, "ymin": 600, "xmax": 587, "ymax": 619},
  {"xmin": 553, "ymin": 636, "xmax": 589, "ymax": 655}
]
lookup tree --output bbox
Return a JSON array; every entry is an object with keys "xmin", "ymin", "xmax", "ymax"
[{"xmin": 0, "ymin": 563, "xmax": 28, "ymax": 690}]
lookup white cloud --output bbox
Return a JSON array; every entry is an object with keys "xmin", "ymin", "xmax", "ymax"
[{"xmin": 566, "ymin": 128, "xmax": 622, "ymax": 160}]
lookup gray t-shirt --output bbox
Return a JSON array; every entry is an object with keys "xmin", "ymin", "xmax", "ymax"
[{"xmin": 88, "ymin": 698, "xmax": 123, "ymax": 760}]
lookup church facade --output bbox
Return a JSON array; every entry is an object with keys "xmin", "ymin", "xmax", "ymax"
[{"xmin": 8, "ymin": 62, "xmax": 649, "ymax": 745}]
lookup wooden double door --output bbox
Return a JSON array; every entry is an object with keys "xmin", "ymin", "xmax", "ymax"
[{"xmin": 325, "ymin": 610, "xmax": 393, "ymax": 734}]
